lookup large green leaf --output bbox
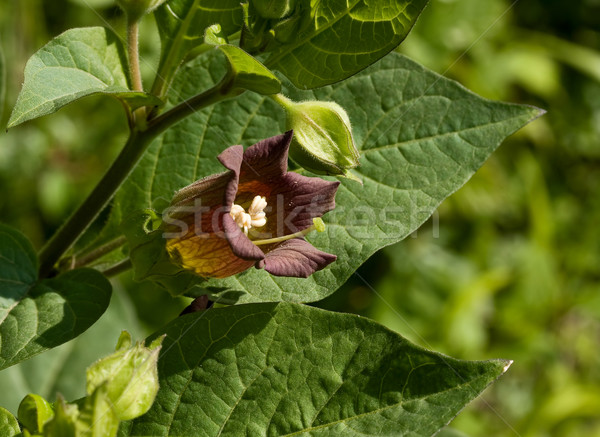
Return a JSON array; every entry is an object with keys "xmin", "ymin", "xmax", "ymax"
[
  {"xmin": 109, "ymin": 51, "xmax": 541, "ymax": 304},
  {"xmin": 0, "ymin": 224, "xmax": 111, "ymax": 370},
  {"xmin": 263, "ymin": 0, "xmax": 430, "ymax": 89},
  {"xmin": 8, "ymin": 27, "xmax": 161, "ymax": 128},
  {"xmin": 125, "ymin": 303, "xmax": 510, "ymax": 436}
]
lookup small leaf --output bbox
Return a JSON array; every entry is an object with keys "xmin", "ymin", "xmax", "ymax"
[
  {"xmin": 263, "ymin": 0, "xmax": 430, "ymax": 89},
  {"xmin": 18, "ymin": 394, "xmax": 55, "ymax": 434},
  {"xmin": 204, "ymin": 24, "xmax": 228, "ymax": 46},
  {"xmin": 0, "ymin": 224, "xmax": 112, "ymax": 370},
  {"xmin": 8, "ymin": 27, "xmax": 161, "ymax": 127},
  {"xmin": 0, "ymin": 407, "xmax": 20, "ymax": 437},
  {"xmin": 127, "ymin": 303, "xmax": 511, "ymax": 436},
  {"xmin": 219, "ymin": 45, "xmax": 281, "ymax": 95}
]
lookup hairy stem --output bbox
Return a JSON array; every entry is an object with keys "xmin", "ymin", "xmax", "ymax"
[
  {"xmin": 38, "ymin": 79, "xmax": 237, "ymax": 278},
  {"xmin": 127, "ymin": 17, "xmax": 143, "ymax": 93}
]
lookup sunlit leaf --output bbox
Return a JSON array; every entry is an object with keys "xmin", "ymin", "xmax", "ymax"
[
  {"xmin": 219, "ymin": 45, "xmax": 281, "ymax": 95},
  {"xmin": 0, "ymin": 407, "xmax": 19, "ymax": 437},
  {"xmin": 8, "ymin": 27, "xmax": 161, "ymax": 128},
  {"xmin": 125, "ymin": 303, "xmax": 511, "ymax": 436},
  {"xmin": 263, "ymin": 0, "xmax": 430, "ymax": 88},
  {"xmin": 0, "ymin": 224, "xmax": 111, "ymax": 370}
]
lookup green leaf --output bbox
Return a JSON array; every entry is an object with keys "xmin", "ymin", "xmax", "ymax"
[
  {"xmin": 153, "ymin": 0, "xmax": 243, "ymax": 95},
  {"xmin": 0, "ymin": 407, "xmax": 20, "ymax": 437},
  {"xmin": 0, "ymin": 224, "xmax": 112, "ymax": 370},
  {"xmin": 109, "ymin": 51, "xmax": 542, "ymax": 304},
  {"xmin": 126, "ymin": 303, "xmax": 510, "ymax": 436},
  {"xmin": 263, "ymin": 0, "xmax": 430, "ymax": 89},
  {"xmin": 8, "ymin": 27, "xmax": 161, "ymax": 128},
  {"xmin": 219, "ymin": 45, "xmax": 281, "ymax": 95},
  {"xmin": 0, "ymin": 285, "xmax": 142, "ymax": 416}
]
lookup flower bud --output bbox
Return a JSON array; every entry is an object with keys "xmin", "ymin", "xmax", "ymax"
[
  {"xmin": 274, "ymin": 95, "xmax": 359, "ymax": 177},
  {"xmin": 86, "ymin": 331, "xmax": 163, "ymax": 421},
  {"xmin": 116, "ymin": 0, "xmax": 167, "ymax": 20}
]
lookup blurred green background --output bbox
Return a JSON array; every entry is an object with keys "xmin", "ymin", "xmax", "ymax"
[{"xmin": 1, "ymin": 0, "xmax": 599, "ymax": 435}]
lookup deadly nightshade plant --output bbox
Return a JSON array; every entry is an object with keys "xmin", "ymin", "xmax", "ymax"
[{"xmin": 0, "ymin": 0, "xmax": 544, "ymax": 436}]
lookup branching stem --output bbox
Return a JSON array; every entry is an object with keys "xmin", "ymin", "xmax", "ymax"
[{"xmin": 38, "ymin": 78, "xmax": 237, "ymax": 278}]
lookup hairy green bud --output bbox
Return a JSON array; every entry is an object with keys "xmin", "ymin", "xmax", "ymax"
[
  {"xmin": 274, "ymin": 95, "xmax": 360, "ymax": 177},
  {"xmin": 86, "ymin": 331, "xmax": 163, "ymax": 421}
]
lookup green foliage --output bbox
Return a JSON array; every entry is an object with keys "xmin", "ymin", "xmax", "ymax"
[
  {"xmin": 0, "ymin": 224, "xmax": 111, "ymax": 371},
  {"xmin": 261, "ymin": 0, "xmax": 429, "ymax": 88},
  {"xmin": 8, "ymin": 27, "xmax": 160, "ymax": 128},
  {"xmin": 153, "ymin": 0, "xmax": 244, "ymax": 96},
  {"xmin": 218, "ymin": 44, "xmax": 281, "ymax": 95},
  {"xmin": 127, "ymin": 303, "xmax": 510, "ymax": 436},
  {"xmin": 0, "ymin": 285, "xmax": 143, "ymax": 415},
  {"xmin": 18, "ymin": 394, "xmax": 54, "ymax": 434},
  {"xmin": 113, "ymin": 51, "xmax": 540, "ymax": 303},
  {"xmin": 0, "ymin": 0, "xmax": 566, "ymax": 434},
  {"xmin": 0, "ymin": 406, "xmax": 20, "ymax": 437},
  {"xmin": 12, "ymin": 332, "xmax": 162, "ymax": 437}
]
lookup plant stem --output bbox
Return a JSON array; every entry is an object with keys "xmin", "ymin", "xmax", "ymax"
[
  {"xmin": 72, "ymin": 236, "xmax": 128, "ymax": 269},
  {"xmin": 38, "ymin": 131, "xmax": 151, "ymax": 278},
  {"xmin": 101, "ymin": 258, "xmax": 133, "ymax": 277},
  {"xmin": 147, "ymin": 76, "xmax": 240, "ymax": 134},
  {"xmin": 127, "ymin": 15, "xmax": 147, "ymax": 125},
  {"xmin": 38, "ymin": 79, "xmax": 237, "ymax": 278},
  {"xmin": 127, "ymin": 17, "xmax": 143, "ymax": 93}
]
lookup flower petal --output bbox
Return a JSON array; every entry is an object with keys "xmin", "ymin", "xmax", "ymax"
[
  {"xmin": 241, "ymin": 131, "xmax": 292, "ymax": 180},
  {"xmin": 258, "ymin": 239, "xmax": 336, "ymax": 278},
  {"xmin": 273, "ymin": 173, "xmax": 339, "ymax": 234}
]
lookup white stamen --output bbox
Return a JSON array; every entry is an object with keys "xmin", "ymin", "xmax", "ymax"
[{"xmin": 230, "ymin": 195, "xmax": 267, "ymax": 235}]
